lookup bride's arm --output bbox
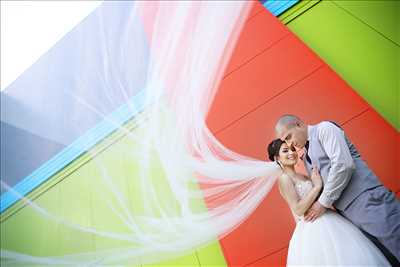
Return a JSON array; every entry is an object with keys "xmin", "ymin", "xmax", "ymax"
[{"xmin": 278, "ymin": 173, "xmax": 322, "ymax": 216}]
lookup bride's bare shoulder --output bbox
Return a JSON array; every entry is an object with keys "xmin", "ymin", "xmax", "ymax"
[
  {"xmin": 278, "ymin": 173, "xmax": 291, "ymax": 181},
  {"xmin": 278, "ymin": 173, "xmax": 295, "ymax": 185}
]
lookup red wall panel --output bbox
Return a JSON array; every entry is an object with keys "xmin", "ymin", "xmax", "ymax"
[
  {"xmin": 342, "ymin": 110, "xmax": 400, "ymax": 191},
  {"xmin": 246, "ymin": 247, "xmax": 288, "ymax": 267},
  {"xmin": 247, "ymin": 1, "xmax": 266, "ymax": 19},
  {"xmin": 208, "ymin": 34, "xmax": 324, "ymax": 133},
  {"xmin": 224, "ymin": 6, "xmax": 288, "ymax": 75}
]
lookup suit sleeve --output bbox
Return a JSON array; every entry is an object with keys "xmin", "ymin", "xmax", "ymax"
[{"xmin": 317, "ymin": 122, "xmax": 355, "ymax": 208}]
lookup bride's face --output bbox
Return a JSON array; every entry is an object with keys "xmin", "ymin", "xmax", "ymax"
[{"xmin": 278, "ymin": 143, "xmax": 298, "ymax": 166}]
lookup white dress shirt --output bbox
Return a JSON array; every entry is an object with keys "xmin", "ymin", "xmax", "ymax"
[{"xmin": 308, "ymin": 122, "xmax": 356, "ymax": 208}]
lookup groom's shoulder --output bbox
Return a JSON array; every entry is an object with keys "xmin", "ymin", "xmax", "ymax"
[
  {"xmin": 314, "ymin": 121, "xmax": 344, "ymax": 137},
  {"xmin": 314, "ymin": 121, "xmax": 335, "ymax": 130},
  {"xmin": 315, "ymin": 121, "xmax": 342, "ymax": 130}
]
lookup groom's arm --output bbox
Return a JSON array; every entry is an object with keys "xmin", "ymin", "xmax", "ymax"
[{"xmin": 317, "ymin": 122, "xmax": 356, "ymax": 208}]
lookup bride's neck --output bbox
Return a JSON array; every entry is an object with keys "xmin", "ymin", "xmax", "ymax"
[{"xmin": 282, "ymin": 165, "xmax": 296, "ymax": 176}]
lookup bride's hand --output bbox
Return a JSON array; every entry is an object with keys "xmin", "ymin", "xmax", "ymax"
[{"xmin": 310, "ymin": 166, "xmax": 322, "ymax": 189}]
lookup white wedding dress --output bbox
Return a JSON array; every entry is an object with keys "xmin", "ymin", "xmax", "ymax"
[{"xmin": 287, "ymin": 179, "xmax": 390, "ymax": 266}]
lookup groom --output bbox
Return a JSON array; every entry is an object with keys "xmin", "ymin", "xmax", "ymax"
[{"xmin": 275, "ymin": 114, "xmax": 400, "ymax": 266}]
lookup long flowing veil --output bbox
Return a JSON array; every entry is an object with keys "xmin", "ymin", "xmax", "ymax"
[{"xmin": 1, "ymin": 1, "xmax": 281, "ymax": 265}]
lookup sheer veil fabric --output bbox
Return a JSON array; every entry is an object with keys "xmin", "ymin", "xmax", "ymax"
[{"xmin": 1, "ymin": 1, "xmax": 282, "ymax": 266}]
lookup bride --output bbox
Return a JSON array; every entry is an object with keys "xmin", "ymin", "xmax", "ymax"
[{"xmin": 267, "ymin": 139, "xmax": 390, "ymax": 266}]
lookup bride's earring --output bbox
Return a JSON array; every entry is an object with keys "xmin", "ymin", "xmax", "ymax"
[{"xmin": 276, "ymin": 160, "xmax": 283, "ymax": 169}]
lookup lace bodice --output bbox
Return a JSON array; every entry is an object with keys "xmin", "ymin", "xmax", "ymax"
[
  {"xmin": 294, "ymin": 179, "xmax": 314, "ymax": 200},
  {"xmin": 292, "ymin": 179, "xmax": 314, "ymax": 222}
]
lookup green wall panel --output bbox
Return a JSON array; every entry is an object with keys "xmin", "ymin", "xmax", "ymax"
[
  {"xmin": 285, "ymin": 0, "xmax": 399, "ymax": 130},
  {"xmin": 196, "ymin": 241, "xmax": 227, "ymax": 267},
  {"xmin": 333, "ymin": 0, "xmax": 400, "ymax": 45},
  {"xmin": 1, "ymin": 117, "xmax": 227, "ymax": 267}
]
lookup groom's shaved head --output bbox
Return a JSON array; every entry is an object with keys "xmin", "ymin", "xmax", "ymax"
[
  {"xmin": 275, "ymin": 114, "xmax": 308, "ymax": 149},
  {"xmin": 275, "ymin": 114, "xmax": 303, "ymax": 136}
]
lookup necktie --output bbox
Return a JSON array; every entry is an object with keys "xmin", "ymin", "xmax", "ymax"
[{"xmin": 304, "ymin": 141, "xmax": 312, "ymax": 164}]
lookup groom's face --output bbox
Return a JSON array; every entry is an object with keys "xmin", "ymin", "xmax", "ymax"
[{"xmin": 277, "ymin": 125, "xmax": 307, "ymax": 150}]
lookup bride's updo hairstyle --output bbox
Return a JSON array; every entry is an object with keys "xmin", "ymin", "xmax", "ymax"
[{"xmin": 267, "ymin": 139, "xmax": 285, "ymax": 162}]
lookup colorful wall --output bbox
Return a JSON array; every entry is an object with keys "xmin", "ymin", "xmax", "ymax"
[
  {"xmin": 1, "ymin": 1, "xmax": 398, "ymax": 266},
  {"xmin": 283, "ymin": 0, "xmax": 399, "ymax": 130},
  {"xmin": 1, "ymin": 116, "xmax": 227, "ymax": 266},
  {"xmin": 205, "ymin": 1, "xmax": 400, "ymax": 266},
  {"xmin": 206, "ymin": 1, "xmax": 399, "ymax": 266}
]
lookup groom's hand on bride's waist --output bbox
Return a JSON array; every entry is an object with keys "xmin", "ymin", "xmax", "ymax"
[{"xmin": 304, "ymin": 201, "xmax": 327, "ymax": 222}]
